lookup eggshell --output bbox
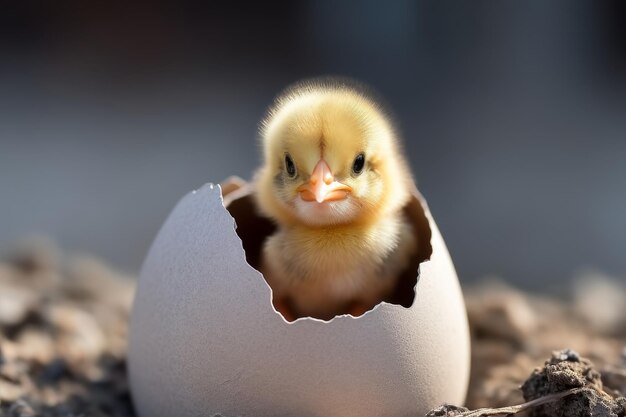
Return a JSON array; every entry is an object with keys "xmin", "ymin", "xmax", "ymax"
[{"xmin": 128, "ymin": 181, "xmax": 470, "ymax": 417}]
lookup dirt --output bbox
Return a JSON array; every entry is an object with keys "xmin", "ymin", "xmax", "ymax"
[
  {"xmin": 463, "ymin": 280, "xmax": 626, "ymax": 416},
  {"xmin": 0, "ymin": 239, "xmax": 134, "ymax": 417},
  {"xmin": 0, "ymin": 239, "xmax": 625, "ymax": 416},
  {"xmin": 520, "ymin": 350, "xmax": 624, "ymax": 417}
]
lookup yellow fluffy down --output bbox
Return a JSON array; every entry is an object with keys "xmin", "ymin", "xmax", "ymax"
[{"xmin": 253, "ymin": 78, "xmax": 418, "ymax": 321}]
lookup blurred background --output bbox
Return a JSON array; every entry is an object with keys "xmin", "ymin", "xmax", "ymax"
[{"xmin": 1, "ymin": 1, "xmax": 625, "ymax": 291}]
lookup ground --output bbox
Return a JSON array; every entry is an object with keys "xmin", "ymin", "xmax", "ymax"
[{"xmin": 0, "ymin": 240, "xmax": 624, "ymax": 416}]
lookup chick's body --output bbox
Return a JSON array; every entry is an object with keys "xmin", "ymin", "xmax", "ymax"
[{"xmin": 254, "ymin": 79, "xmax": 417, "ymax": 321}]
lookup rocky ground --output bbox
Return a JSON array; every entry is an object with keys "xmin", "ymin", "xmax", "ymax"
[{"xmin": 0, "ymin": 240, "xmax": 625, "ymax": 416}]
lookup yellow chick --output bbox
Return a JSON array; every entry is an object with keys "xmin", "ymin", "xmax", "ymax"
[{"xmin": 254, "ymin": 78, "xmax": 417, "ymax": 321}]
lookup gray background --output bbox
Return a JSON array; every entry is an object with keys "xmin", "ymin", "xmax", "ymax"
[{"xmin": 1, "ymin": 1, "xmax": 625, "ymax": 290}]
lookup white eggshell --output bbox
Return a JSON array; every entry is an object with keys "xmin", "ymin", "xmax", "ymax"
[{"xmin": 128, "ymin": 182, "xmax": 470, "ymax": 417}]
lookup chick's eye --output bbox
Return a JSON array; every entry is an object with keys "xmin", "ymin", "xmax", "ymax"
[
  {"xmin": 352, "ymin": 153, "xmax": 365, "ymax": 175},
  {"xmin": 285, "ymin": 154, "xmax": 297, "ymax": 177}
]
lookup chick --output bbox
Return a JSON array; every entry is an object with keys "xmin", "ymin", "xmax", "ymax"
[{"xmin": 254, "ymin": 79, "xmax": 417, "ymax": 321}]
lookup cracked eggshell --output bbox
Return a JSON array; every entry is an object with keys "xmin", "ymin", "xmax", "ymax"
[{"xmin": 128, "ymin": 181, "xmax": 470, "ymax": 417}]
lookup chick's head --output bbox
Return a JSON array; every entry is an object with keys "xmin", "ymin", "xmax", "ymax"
[{"xmin": 255, "ymin": 81, "xmax": 414, "ymax": 228}]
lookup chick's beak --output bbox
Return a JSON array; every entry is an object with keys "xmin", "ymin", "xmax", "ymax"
[{"xmin": 297, "ymin": 159, "xmax": 351, "ymax": 203}]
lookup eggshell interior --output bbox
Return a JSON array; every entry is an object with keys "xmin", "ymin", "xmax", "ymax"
[
  {"xmin": 222, "ymin": 178, "xmax": 433, "ymax": 312},
  {"xmin": 128, "ymin": 181, "xmax": 470, "ymax": 417}
]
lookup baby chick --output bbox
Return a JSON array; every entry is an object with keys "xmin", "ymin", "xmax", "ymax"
[{"xmin": 254, "ymin": 78, "xmax": 417, "ymax": 321}]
